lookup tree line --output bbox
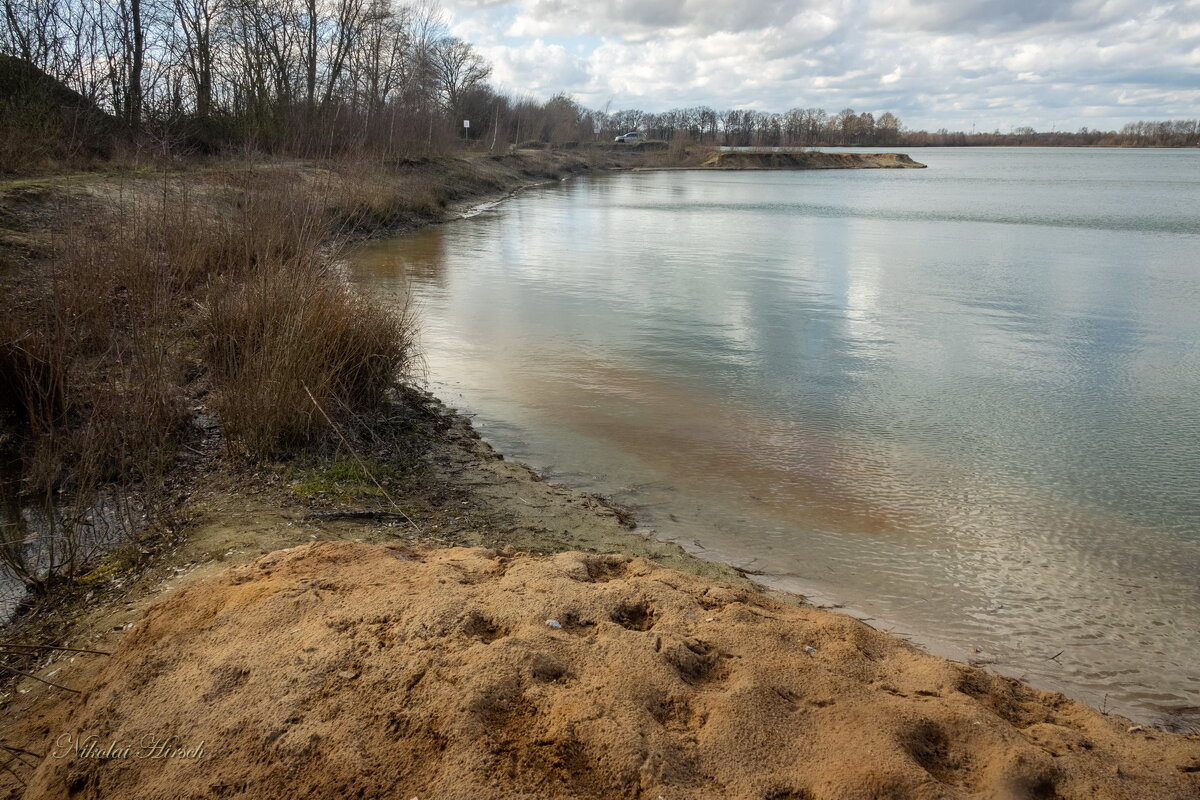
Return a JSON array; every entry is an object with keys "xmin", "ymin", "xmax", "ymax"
[
  {"xmin": 2, "ymin": 0, "xmax": 1197, "ymax": 164},
  {"xmin": 596, "ymin": 107, "xmax": 1198, "ymax": 148},
  {"xmin": 2, "ymin": 0, "xmax": 514, "ymax": 156}
]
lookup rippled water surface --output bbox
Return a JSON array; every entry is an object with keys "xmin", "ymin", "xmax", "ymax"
[{"xmin": 351, "ymin": 147, "xmax": 1200, "ymax": 723}]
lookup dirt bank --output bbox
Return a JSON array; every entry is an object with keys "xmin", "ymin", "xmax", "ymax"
[
  {"xmin": 8, "ymin": 542, "xmax": 1199, "ymax": 799},
  {"xmin": 699, "ymin": 151, "xmax": 927, "ymax": 169},
  {"xmin": 0, "ymin": 149, "xmax": 614, "ymax": 259}
]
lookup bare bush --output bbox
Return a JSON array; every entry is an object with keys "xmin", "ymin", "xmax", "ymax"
[
  {"xmin": 0, "ymin": 169, "xmax": 415, "ymax": 600},
  {"xmin": 203, "ymin": 256, "xmax": 414, "ymax": 456}
]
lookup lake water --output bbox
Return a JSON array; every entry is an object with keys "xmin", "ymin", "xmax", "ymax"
[{"xmin": 351, "ymin": 147, "xmax": 1200, "ymax": 724}]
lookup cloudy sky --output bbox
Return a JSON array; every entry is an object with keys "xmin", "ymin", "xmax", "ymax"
[{"xmin": 442, "ymin": 0, "xmax": 1200, "ymax": 131}]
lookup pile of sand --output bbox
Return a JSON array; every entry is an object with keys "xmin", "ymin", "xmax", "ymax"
[
  {"xmin": 16, "ymin": 542, "xmax": 1199, "ymax": 799},
  {"xmin": 700, "ymin": 151, "xmax": 927, "ymax": 169}
]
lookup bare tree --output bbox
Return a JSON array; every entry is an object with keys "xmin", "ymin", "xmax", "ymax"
[
  {"xmin": 320, "ymin": 0, "xmax": 367, "ymax": 108},
  {"xmin": 877, "ymin": 112, "xmax": 900, "ymax": 145},
  {"xmin": 127, "ymin": 0, "xmax": 144, "ymax": 131},
  {"xmin": 2, "ymin": 0, "xmax": 58, "ymax": 67},
  {"xmin": 428, "ymin": 35, "xmax": 487, "ymax": 115},
  {"xmin": 172, "ymin": 0, "xmax": 222, "ymax": 116},
  {"xmin": 836, "ymin": 108, "xmax": 857, "ymax": 145}
]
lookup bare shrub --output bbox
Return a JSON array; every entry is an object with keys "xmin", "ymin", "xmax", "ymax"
[
  {"xmin": 203, "ymin": 257, "xmax": 414, "ymax": 456},
  {"xmin": 1, "ymin": 168, "xmax": 415, "ymax": 598},
  {"xmin": 0, "ymin": 189, "xmax": 195, "ymax": 598},
  {"xmin": 325, "ymin": 162, "xmax": 450, "ymax": 232}
]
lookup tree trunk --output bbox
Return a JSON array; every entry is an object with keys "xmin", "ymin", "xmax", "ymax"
[
  {"xmin": 306, "ymin": 0, "xmax": 317, "ymax": 108},
  {"xmin": 128, "ymin": 0, "xmax": 144, "ymax": 134}
]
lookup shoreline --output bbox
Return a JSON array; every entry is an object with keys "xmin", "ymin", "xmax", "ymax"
[
  {"xmin": 350, "ymin": 165, "xmax": 1178, "ymax": 729},
  {"xmin": 406, "ymin": 377, "xmax": 1187, "ymax": 730}
]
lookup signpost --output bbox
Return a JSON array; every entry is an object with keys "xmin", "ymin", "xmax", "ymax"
[{"xmin": 463, "ymin": 119, "xmax": 470, "ymax": 141}]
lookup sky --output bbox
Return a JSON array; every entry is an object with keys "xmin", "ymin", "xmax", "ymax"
[{"xmin": 441, "ymin": 0, "xmax": 1200, "ymax": 131}]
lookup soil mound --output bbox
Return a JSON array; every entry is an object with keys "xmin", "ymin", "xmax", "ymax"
[
  {"xmin": 0, "ymin": 55, "xmax": 118, "ymax": 169},
  {"xmin": 701, "ymin": 151, "xmax": 926, "ymax": 169},
  {"xmin": 20, "ymin": 542, "xmax": 1200, "ymax": 799}
]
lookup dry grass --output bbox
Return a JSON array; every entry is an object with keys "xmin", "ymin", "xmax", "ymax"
[
  {"xmin": 0, "ymin": 167, "xmax": 416, "ymax": 595},
  {"xmin": 203, "ymin": 258, "xmax": 414, "ymax": 456},
  {"xmin": 0, "ymin": 227, "xmax": 189, "ymax": 594},
  {"xmin": 331, "ymin": 166, "xmax": 450, "ymax": 230},
  {"xmin": 0, "ymin": 149, "xmax": 612, "ymax": 601}
]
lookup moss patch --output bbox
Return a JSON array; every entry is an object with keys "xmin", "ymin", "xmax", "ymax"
[{"xmin": 290, "ymin": 456, "xmax": 412, "ymax": 505}]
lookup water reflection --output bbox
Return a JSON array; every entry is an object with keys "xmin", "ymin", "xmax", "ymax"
[
  {"xmin": 356, "ymin": 226, "xmax": 450, "ymax": 288},
  {"xmin": 351, "ymin": 147, "xmax": 1200, "ymax": 723}
]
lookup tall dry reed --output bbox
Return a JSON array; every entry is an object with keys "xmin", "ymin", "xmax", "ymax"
[{"xmin": 1, "ymin": 167, "xmax": 416, "ymax": 596}]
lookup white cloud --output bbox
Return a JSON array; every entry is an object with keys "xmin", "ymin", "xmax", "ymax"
[{"xmin": 448, "ymin": 0, "xmax": 1200, "ymax": 128}]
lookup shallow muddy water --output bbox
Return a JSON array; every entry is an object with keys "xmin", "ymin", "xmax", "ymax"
[{"xmin": 351, "ymin": 147, "xmax": 1200, "ymax": 724}]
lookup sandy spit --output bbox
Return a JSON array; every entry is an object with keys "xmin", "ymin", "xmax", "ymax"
[
  {"xmin": 698, "ymin": 151, "xmax": 928, "ymax": 169},
  {"xmin": 12, "ymin": 541, "xmax": 1199, "ymax": 799}
]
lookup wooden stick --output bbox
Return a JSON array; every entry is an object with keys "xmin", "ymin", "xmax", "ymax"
[
  {"xmin": 0, "ymin": 663, "xmax": 80, "ymax": 694},
  {"xmin": 0, "ymin": 743, "xmax": 44, "ymax": 761},
  {"xmin": 302, "ymin": 383, "xmax": 421, "ymax": 534},
  {"xmin": 0, "ymin": 643, "xmax": 111, "ymax": 655},
  {"xmin": 0, "ymin": 754, "xmax": 27, "ymax": 787}
]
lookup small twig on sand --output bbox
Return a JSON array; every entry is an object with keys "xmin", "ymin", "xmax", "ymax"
[
  {"xmin": 1, "ymin": 643, "xmax": 112, "ymax": 656},
  {"xmin": 302, "ymin": 384, "xmax": 421, "ymax": 534},
  {"xmin": 0, "ymin": 743, "xmax": 41, "ymax": 786},
  {"xmin": 0, "ymin": 744, "xmax": 43, "ymax": 762},
  {"xmin": 0, "ymin": 662, "xmax": 80, "ymax": 693},
  {"xmin": 1, "ymin": 754, "xmax": 28, "ymax": 787},
  {"xmin": 1048, "ymin": 650, "xmax": 1064, "ymax": 662},
  {"xmin": 303, "ymin": 511, "xmax": 414, "ymax": 524}
]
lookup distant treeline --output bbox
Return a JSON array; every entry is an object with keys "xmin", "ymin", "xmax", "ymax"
[
  {"xmin": 599, "ymin": 107, "xmax": 1200, "ymax": 148},
  {"xmin": 894, "ymin": 119, "xmax": 1198, "ymax": 148},
  {"xmin": 2, "ymin": 0, "xmax": 1196, "ymax": 169}
]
